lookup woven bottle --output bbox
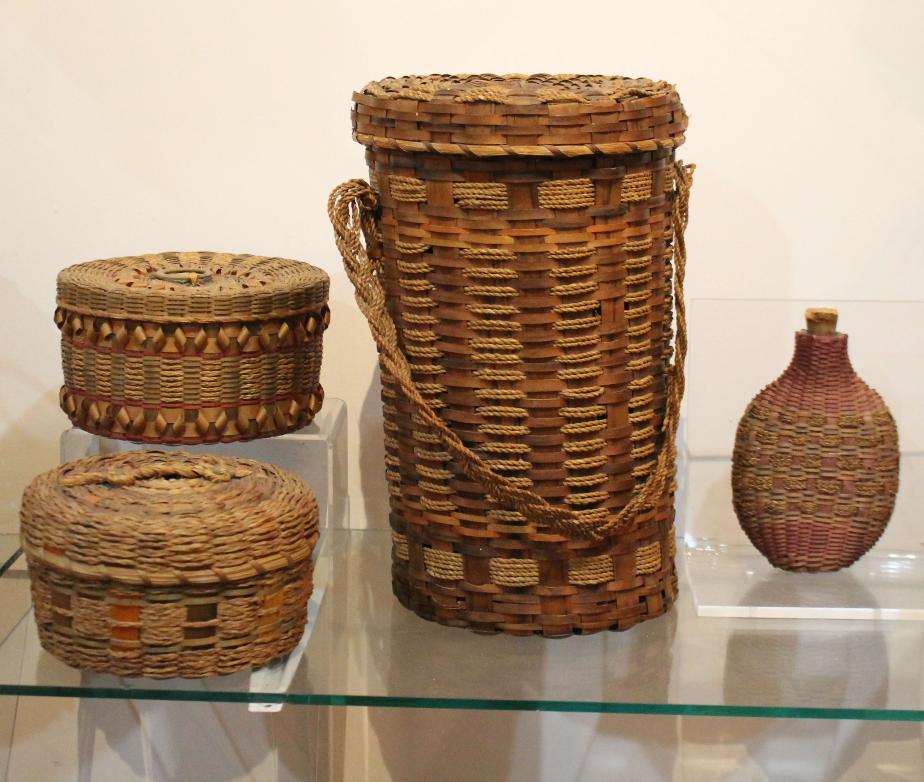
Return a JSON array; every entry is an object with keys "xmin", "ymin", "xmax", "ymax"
[
  {"xmin": 330, "ymin": 74, "xmax": 693, "ymax": 635},
  {"xmin": 732, "ymin": 308, "xmax": 900, "ymax": 572}
]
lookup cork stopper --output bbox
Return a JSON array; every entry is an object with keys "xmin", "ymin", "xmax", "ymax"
[{"xmin": 805, "ymin": 308, "xmax": 838, "ymax": 336}]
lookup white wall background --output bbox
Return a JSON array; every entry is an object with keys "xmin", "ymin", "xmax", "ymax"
[
  {"xmin": 3, "ymin": 1, "xmax": 924, "ymax": 780},
  {"xmin": 3, "ymin": 0, "xmax": 924, "ymax": 530}
]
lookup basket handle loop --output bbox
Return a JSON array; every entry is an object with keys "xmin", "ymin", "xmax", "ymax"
[
  {"xmin": 61, "ymin": 461, "xmax": 252, "ymax": 488},
  {"xmin": 329, "ymin": 162, "xmax": 693, "ymax": 541}
]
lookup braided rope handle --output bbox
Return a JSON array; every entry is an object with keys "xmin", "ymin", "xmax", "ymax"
[
  {"xmin": 61, "ymin": 462, "xmax": 252, "ymax": 487},
  {"xmin": 329, "ymin": 161, "xmax": 694, "ymax": 540}
]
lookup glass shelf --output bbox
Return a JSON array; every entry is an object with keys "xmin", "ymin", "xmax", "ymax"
[
  {"xmin": 685, "ymin": 540, "xmax": 924, "ymax": 620},
  {"xmin": 2, "ymin": 529, "xmax": 924, "ymax": 721}
]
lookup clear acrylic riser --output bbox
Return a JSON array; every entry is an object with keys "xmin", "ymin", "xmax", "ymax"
[
  {"xmin": 682, "ymin": 299, "xmax": 924, "ymax": 620},
  {"xmin": 56, "ymin": 398, "xmax": 348, "ymax": 710},
  {"xmin": 60, "ymin": 397, "xmax": 349, "ymax": 532}
]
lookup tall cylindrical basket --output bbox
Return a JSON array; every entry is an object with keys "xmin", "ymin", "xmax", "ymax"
[{"xmin": 331, "ymin": 74, "xmax": 693, "ymax": 636}]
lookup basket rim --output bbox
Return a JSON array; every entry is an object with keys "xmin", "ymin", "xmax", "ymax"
[
  {"xmin": 353, "ymin": 73, "xmax": 687, "ymax": 157},
  {"xmin": 20, "ymin": 451, "xmax": 319, "ymax": 586},
  {"xmin": 57, "ymin": 251, "xmax": 330, "ymax": 323},
  {"xmin": 360, "ymin": 73, "xmax": 677, "ymax": 104}
]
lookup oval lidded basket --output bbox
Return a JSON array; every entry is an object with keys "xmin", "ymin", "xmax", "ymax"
[
  {"xmin": 20, "ymin": 451, "xmax": 319, "ymax": 677},
  {"xmin": 330, "ymin": 74, "xmax": 693, "ymax": 636},
  {"xmin": 56, "ymin": 251, "xmax": 330, "ymax": 444}
]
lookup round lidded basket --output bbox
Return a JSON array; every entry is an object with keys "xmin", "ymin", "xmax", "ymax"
[
  {"xmin": 332, "ymin": 74, "xmax": 693, "ymax": 636},
  {"xmin": 20, "ymin": 451, "xmax": 319, "ymax": 678},
  {"xmin": 56, "ymin": 251, "xmax": 330, "ymax": 445}
]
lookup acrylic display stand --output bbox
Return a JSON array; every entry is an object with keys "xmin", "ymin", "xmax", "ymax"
[
  {"xmin": 58, "ymin": 397, "xmax": 347, "ymax": 706},
  {"xmin": 11, "ymin": 401, "xmax": 350, "ymax": 780},
  {"xmin": 60, "ymin": 397, "xmax": 349, "ymax": 531},
  {"xmin": 680, "ymin": 300, "xmax": 924, "ymax": 620}
]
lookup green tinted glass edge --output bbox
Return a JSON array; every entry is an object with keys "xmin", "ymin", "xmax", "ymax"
[
  {"xmin": 0, "ymin": 547, "xmax": 22, "ymax": 579},
  {"xmin": 0, "ymin": 685, "xmax": 919, "ymax": 721}
]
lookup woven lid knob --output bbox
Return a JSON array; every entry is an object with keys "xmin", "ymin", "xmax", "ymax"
[
  {"xmin": 805, "ymin": 308, "xmax": 838, "ymax": 336},
  {"xmin": 151, "ymin": 267, "xmax": 214, "ymax": 286}
]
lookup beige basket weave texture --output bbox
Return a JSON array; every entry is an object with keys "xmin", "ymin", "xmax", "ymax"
[
  {"xmin": 56, "ymin": 251, "xmax": 330, "ymax": 444},
  {"xmin": 20, "ymin": 451, "xmax": 319, "ymax": 678}
]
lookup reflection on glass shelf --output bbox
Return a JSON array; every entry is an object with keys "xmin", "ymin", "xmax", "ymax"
[
  {"xmin": 685, "ymin": 541, "xmax": 924, "ymax": 620},
  {"xmin": 2, "ymin": 530, "xmax": 924, "ymax": 720}
]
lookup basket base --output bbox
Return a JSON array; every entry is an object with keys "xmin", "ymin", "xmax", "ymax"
[
  {"xmin": 392, "ymin": 563, "xmax": 678, "ymax": 638},
  {"xmin": 741, "ymin": 518, "xmax": 882, "ymax": 574},
  {"xmin": 766, "ymin": 560, "xmax": 855, "ymax": 574},
  {"xmin": 30, "ymin": 561, "xmax": 313, "ymax": 678},
  {"xmin": 36, "ymin": 623, "xmax": 306, "ymax": 679}
]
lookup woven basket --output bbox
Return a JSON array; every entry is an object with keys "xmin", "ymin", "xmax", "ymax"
[
  {"xmin": 20, "ymin": 451, "xmax": 319, "ymax": 677},
  {"xmin": 331, "ymin": 74, "xmax": 693, "ymax": 636},
  {"xmin": 732, "ymin": 309, "xmax": 900, "ymax": 572},
  {"xmin": 56, "ymin": 251, "xmax": 329, "ymax": 444}
]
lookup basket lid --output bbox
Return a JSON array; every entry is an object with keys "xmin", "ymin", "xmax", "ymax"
[
  {"xmin": 353, "ymin": 73, "xmax": 687, "ymax": 157},
  {"xmin": 57, "ymin": 252, "xmax": 330, "ymax": 323},
  {"xmin": 20, "ymin": 451, "xmax": 319, "ymax": 585}
]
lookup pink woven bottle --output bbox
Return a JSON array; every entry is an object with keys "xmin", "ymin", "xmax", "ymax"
[{"xmin": 732, "ymin": 308, "xmax": 900, "ymax": 571}]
